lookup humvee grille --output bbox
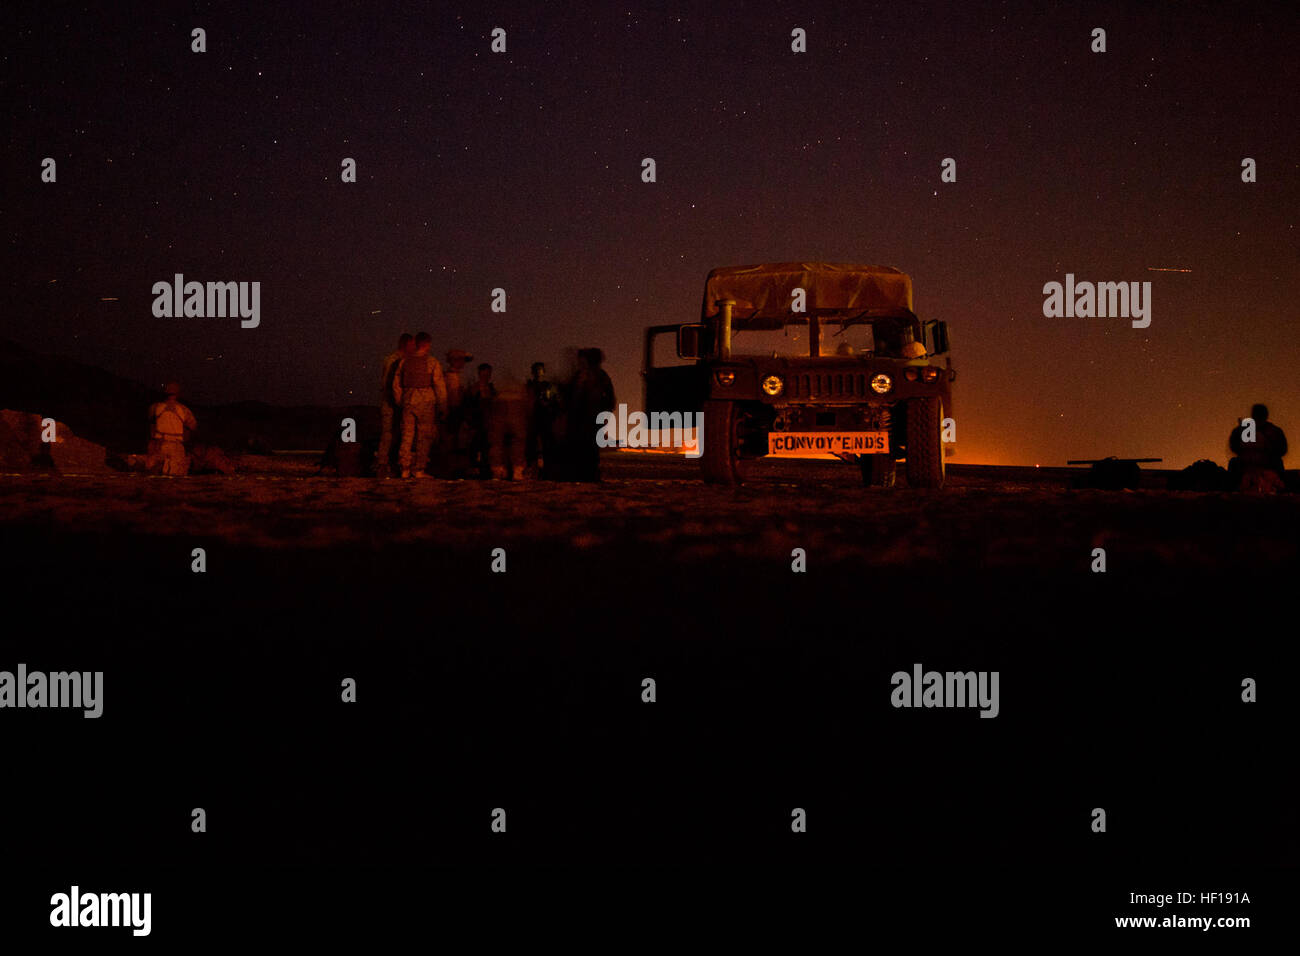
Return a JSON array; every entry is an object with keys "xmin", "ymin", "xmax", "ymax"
[{"xmin": 787, "ymin": 372, "xmax": 870, "ymax": 400}]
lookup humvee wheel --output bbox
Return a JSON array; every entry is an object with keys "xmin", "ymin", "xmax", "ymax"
[
  {"xmin": 701, "ymin": 399, "xmax": 747, "ymax": 485},
  {"xmin": 905, "ymin": 397, "xmax": 945, "ymax": 489},
  {"xmin": 860, "ymin": 454, "xmax": 897, "ymax": 488}
]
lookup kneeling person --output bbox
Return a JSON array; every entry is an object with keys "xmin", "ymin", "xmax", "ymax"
[{"xmin": 147, "ymin": 382, "xmax": 197, "ymax": 476}]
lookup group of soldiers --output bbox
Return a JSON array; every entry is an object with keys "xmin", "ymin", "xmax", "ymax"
[
  {"xmin": 376, "ymin": 332, "xmax": 616, "ymax": 481},
  {"xmin": 143, "ymin": 364, "xmax": 1288, "ymax": 491}
]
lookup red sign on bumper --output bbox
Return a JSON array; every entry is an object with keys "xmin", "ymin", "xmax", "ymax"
[{"xmin": 767, "ymin": 431, "xmax": 890, "ymax": 457}]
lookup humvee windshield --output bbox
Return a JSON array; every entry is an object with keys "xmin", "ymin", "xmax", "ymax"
[{"xmin": 729, "ymin": 315, "xmax": 917, "ymax": 358}]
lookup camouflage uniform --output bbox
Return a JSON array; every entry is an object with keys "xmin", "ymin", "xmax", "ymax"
[
  {"xmin": 396, "ymin": 351, "xmax": 447, "ymax": 476},
  {"xmin": 147, "ymin": 398, "xmax": 197, "ymax": 476},
  {"xmin": 488, "ymin": 385, "xmax": 530, "ymax": 480}
]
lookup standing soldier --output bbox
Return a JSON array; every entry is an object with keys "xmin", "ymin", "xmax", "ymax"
[
  {"xmin": 147, "ymin": 382, "xmax": 198, "ymax": 477},
  {"xmin": 464, "ymin": 363, "xmax": 497, "ymax": 479},
  {"xmin": 487, "ymin": 379, "xmax": 531, "ymax": 480},
  {"xmin": 394, "ymin": 332, "xmax": 447, "ymax": 479},
  {"xmin": 439, "ymin": 348, "xmax": 473, "ymax": 474},
  {"xmin": 376, "ymin": 333, "xmax": 414, "ymax": 478},
  {"xmin": 525, "ymin": 361, "xmax": 561, "ymax": 478},
  {"xmin": 444, "ymin": 349, "xmax": 472, "ymax": 416},
  {"xmin": 567, "ymin": 348, "xmax": 616, "ymax": 482}
]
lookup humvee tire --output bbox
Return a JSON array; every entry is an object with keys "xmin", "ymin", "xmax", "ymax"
[
  {"xmin": 860, "ymin": 454, "xmax": 897, "ymax": 488},
  {"xmin": 905, "ymin": 397, "xmax": 945, "ymax": 489},
  {"xmin": 702, "ymin": 399, "xmax": 746, "ymax": 485}
]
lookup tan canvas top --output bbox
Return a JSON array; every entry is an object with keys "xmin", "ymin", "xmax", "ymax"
[{"xmin": 701, "ymin": 262, "xmax": 914, "ymax": 322}]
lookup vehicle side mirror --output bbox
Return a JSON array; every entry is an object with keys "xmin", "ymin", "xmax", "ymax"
[
  {"xmin": 677, "ymin": 324, "xmax": 705, "ymax": 360},
  {"xmin": 928, "ymin": 321, "xmax": 950, "ymax": 355}
]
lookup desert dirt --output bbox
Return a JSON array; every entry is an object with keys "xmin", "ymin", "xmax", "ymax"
[
  {"xmin": 3, "ymin": 452, "xmax": 1296, "ymax": 571},
  {"xmin": 1, "ymin": 452, "xmax": 1295, "ymax": 867}
]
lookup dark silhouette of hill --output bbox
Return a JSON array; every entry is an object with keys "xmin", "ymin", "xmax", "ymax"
[{"xmin": 0, "ymin": 338, "xmax": 378, "ymax": 453}]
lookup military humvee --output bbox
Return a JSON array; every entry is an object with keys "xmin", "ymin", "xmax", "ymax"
[{"xmin": 643, "ymin": 262, "xmax": 954, "ymax": 487}]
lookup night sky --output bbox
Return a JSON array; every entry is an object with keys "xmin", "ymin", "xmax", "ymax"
[{"xmin": 4, "ymin": 0, "xmax": 1296, "ymax": 466}]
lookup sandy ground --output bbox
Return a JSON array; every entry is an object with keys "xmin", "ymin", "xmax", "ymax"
[
  {"xmin": 1, "ymin": 451, "xmax": 1295, "ymax": 874},
  {"xmin": 2, "ymin": 451, "xmax": 1296, "ymax": 573}
]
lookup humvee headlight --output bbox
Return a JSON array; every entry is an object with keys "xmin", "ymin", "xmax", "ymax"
[
  {"xmin": 870, "ymin": 373, "xmax": 893, "ymax": 394},
  {"xmin": 761, "ymin": 374, "xmax": 784, "ymax": 396},
  {"xmin": 714, "ymin": 370, "xmax": 736, "ymax": 387},
  {"xmin": 904, "ymin": 368, "xmax": 919, "ymax": 382},
  {"xmin": 922, "ymin": 367, "xmax": 939, "ymax": 382}
]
